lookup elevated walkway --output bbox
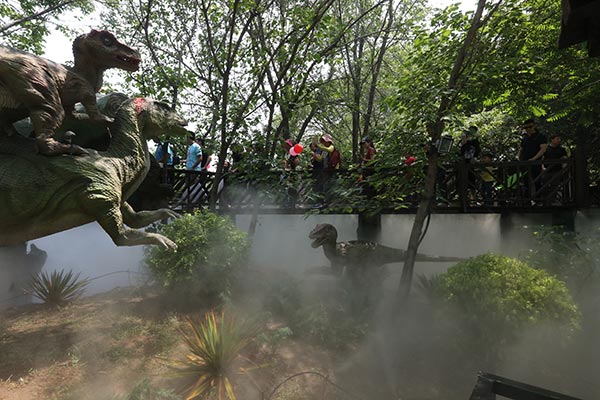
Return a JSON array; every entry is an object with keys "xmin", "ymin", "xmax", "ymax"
[{"xmin": 161, "ymin": 157, "xmax": 592, "ymax": 215}]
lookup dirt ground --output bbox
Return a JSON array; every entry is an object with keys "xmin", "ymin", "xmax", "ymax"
[{"xmin": 0, "ymin": 288, "xmax": 339, "ymax": 400}]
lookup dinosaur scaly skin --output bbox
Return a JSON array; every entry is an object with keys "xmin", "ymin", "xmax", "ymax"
[
  {"xmin": 0, "ymin": 29, "xmax": 140, "ymax": 155},
  {"xmin": 309, "ymin": 223, "xmax": 463, "ymax": 275},
  {"xmin": 0, "ymin": 97, "xmax": 187, "ymax": 249}
]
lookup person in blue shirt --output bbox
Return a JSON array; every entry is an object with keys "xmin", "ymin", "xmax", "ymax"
[
  {"xmin": 186, "ymin": 134, "xmax": 203, "ymax": 171},
  {"xmin": 154, "ymin": 139, "xmax": 174, "ymax": 167},
  {"xmin": 154, "ymin": 138, "xmax": 176, "ymax": 184}
]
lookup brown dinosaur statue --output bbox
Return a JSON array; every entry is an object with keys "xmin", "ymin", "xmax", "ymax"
[
  {"xmin": 0, "ymin": 97, "xmax": 187, "ymax": 249},
  {"xmin": 0, "ymin": 29, "xmax": 141, "ymax": 155},
  {"xmin": 309, "ymin": 223, "xmax": 463, "ymax": 276}
]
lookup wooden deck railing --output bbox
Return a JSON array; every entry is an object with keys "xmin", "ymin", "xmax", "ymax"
[{"xmin": 158, "ymin": 158, "xmax": 584, "ymax": 213}]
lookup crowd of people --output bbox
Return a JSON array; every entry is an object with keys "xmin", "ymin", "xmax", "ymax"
[
  {"xmin": 452, "ymin": 118, "xmax": 571, "ymax": 206},
  {"xmin": 153, "ymin": 117, "xmax": 571, "ymax": 209}
]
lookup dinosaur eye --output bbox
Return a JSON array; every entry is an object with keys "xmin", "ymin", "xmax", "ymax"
[{"xmin": 102, "ymin": 35, "xmax": 114, "ymax": 46}]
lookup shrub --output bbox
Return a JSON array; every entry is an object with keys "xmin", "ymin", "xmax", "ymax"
[
  {"xmin": 145, "ymin": 211, "xmax": 250, "ymax": 303},
  {"xmin": 523, "ymin": 226, "xmax": 600, "ymax": 290},
  {"xmin": 169, "ymin": 311, "xmax": 261, "ymax": 400},
  {"xmin": 435, "ymin": 254, "xmax": 581, "ymax": 348},
  {"xmin": 30, "ymin": 269, "xmax": 89, "ymax": 306}
]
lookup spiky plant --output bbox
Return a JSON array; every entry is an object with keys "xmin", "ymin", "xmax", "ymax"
[
  {"xmin": 31, "ymin": 269, "xmax": 89, "ymax": 306},
  {"xmin": 170, "ymin": 311, "xmax": 261, "ymax": 400},
  {"xmin": 416, "ymin": 273, "xmax": 442, "ymax": 301}
]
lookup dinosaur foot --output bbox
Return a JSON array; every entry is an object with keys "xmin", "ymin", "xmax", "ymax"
[{"xmin": 36, "ymin": 138, "xmax": 88, "ymax": 156}]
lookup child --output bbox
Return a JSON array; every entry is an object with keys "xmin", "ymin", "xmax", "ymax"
[{"xmin": 479, "ymin": 153, "xmax": 495, "ymax": 204}]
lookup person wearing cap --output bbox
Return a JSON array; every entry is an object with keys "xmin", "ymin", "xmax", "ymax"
[
  {"xmin": 282, "ymin": 138, "xmax": 300, "ymax": 170},
  {"xmin": 317, "ymin": 134, "xmax": 341, "ymax": 169},
  {"xmin": 281, "ymin": 138, "xmax": 301, "ymax": 208},
  {"xmin": 359, "ymin": 136, "xmax": 376, "ymax": 166}
]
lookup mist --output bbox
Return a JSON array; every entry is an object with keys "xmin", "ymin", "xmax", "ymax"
[{"xmin": 2, "ymin": 211, "xmax": 599, "ymax": 399}]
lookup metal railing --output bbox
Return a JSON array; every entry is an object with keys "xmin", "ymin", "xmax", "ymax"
[{"xmin": 469, "ymin": 372, "xmax": 583, "ymax": 400}]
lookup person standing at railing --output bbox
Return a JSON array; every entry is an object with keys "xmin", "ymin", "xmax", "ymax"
[
  {"xmin": 359, "ymin": 137, "xmax": 377, "ymax": 166},
  {"xmin": 359, "ymin": 137, "xmax": 377, "ymax": 199},
  {"xmin": 179, "ymin": 134, "xmax": 204, "ymax": 209},
  {"xmin": 280, "ymin": 138, "xmax": 301, "ymax": 208},
  {"xmin": 153, "ymin": 137, "xmax": 175, "ymax": 184},
  {"xmin": 317, "ymin": 134, "xmax": 341, "ymax": 204},
  {"xmin": 459, "ymin": 127, "xmax": 481, "ymax": 200},
  {"xmin": 185, "ymin": 134, "xmax": 203, "ymax": 171},
  {"xmin": 310, "ymin": 135, "xmax": 327, "ymax": 203},
  {"xmin": 519, "ymin": 118, "xmax": 548, "ymax": 199},
  {"xmin": 197, "ymin": 138, "xmax": 212, "ymax": 172},
  {"xmin": 542, "ymin": 134, "xmax": 569, "ymax": 205},
  {"xmin": 479, "ymin": 153, "xmax": 496, "ymax": 205}
]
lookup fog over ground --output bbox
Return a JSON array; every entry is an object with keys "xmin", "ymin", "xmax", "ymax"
[{"xmin": 1, "ymin": 212, "xmax": 598, "ymax": 398}]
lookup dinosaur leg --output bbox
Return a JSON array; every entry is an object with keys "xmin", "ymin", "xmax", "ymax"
[
  {"xmin": 120, "ymin": 202, "xmax": 180, "ymax": 228},
  {"xmin": 97, "ymin": 204, "xmax": 177, "ymax": 250},
  {"xmin": 30, "ymin": 108, "xmax": 87, "ymax": 156},
  {"xmin": 76, "ymin": 91, "xmax": 114, "ymax": 124}
]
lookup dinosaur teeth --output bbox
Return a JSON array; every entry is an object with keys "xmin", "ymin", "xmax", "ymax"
[{"xmin": 117, "ymin": 56, "xmax": 140, "ymax": 64}]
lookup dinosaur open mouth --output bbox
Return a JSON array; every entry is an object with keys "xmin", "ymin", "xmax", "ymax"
[
  {"xmin": 117, "ymin": 55, "xmax": 141, "ymax": 69},
  {"xmin": 310, "ymin": 237, "xmax": 323, "ymax": 248}
]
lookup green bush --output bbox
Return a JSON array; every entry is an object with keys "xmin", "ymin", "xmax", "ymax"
[
  {"xmin": 435, "ymin": 254, "xmax": 581, "ymax": 346},
  {"xmin": 145, "ymin": 211, "xmax": 250, "ymax": 302}
]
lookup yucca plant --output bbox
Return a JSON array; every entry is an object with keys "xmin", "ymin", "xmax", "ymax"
[
  {"xmin": 169, "ymin": 311, "xmax": 261, "ymax": 400},
  {"xmin": 31, "ymin": 269, "xmax": 89, "ymax": 306},
  {"xmin": 416, "ymin": 273, "xmax": 442, "ymax": 302}
]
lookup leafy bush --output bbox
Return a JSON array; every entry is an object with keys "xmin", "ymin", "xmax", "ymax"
[
  {"xmin": 31, "ymin": 269, "xmax": 89, "ymax": 306},
  {"xmin": 435, "ymin": 254, "xmax": 581, "ymax": 347},
  {"xmin": 523, "ymin": 226, "xmax": 600, "ymax": 290},
  {"xmin": 145, "ymin": 211, "xmax": 250, "ymax": 303}
]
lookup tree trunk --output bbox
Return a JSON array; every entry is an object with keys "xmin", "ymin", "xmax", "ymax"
[{"xmin": 397, "ymin": 0, "xmax": 490, "ymax": 300}]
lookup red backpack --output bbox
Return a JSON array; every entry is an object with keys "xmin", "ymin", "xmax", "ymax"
[{"xmin": 328, "ymin": 148, "xmax": 341, "ymax": 169}]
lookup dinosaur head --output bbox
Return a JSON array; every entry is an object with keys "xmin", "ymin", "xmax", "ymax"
[
  {"xmin": 73, "ymin": 29, "xmax": 141, "ymax": 72},
  {"xmin": 136, "ymin": 99, "xmax": 188, "ymax": 139},
  {"xmin": 309, "ymin": 223, "xmax": 338, "ymax": 248}
]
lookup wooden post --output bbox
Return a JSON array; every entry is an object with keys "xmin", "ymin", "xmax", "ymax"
[{"xmin": 357, "ymin": 212, "xmax": 381, "ymax": 242}]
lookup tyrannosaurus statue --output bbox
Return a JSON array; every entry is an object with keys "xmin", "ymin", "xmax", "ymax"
[
  {"xmin": 309, "ymin": 223, "xmax": 463, "ymax": 276},
  {"xmin": 0, "ymin": 96, "xmax": 187, "ymax": 249},
  {"xmin": 0, "ymin": 29, "xmax": 141, "ymax": 155}
]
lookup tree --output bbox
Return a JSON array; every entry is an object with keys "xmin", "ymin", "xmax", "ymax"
[
  {"xmin": 396, "ymin": 0, "xmax": 501, "ymax": 299},
  {"xmin": 0, "ymin": 0, "xmax": 94, "ymax": 53}
]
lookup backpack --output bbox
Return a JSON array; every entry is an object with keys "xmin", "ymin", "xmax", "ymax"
[{"xmin": 328, "ymin": 148, "xmax": 341, "ymax": 169}]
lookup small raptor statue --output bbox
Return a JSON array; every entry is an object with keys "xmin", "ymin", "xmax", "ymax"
[
  {"xmin": 0, "ymin": 29, "xmax": 141, "ymax": 155},
  {"xmin": 309, "ymin": 223, "xmax": 463, "ymax": 276}
]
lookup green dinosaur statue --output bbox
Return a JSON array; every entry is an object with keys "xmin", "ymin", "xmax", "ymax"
[
  {"xmin": 0, "ymin": 29, "xmax": 141, "ymax": 155},
  {"xmin": 0, "ymin": 97, "xmax": 187, "ymax": 249},
  {"xmin": 309, "ymin": 223, "xmax": 463, "ymax": 275}
]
